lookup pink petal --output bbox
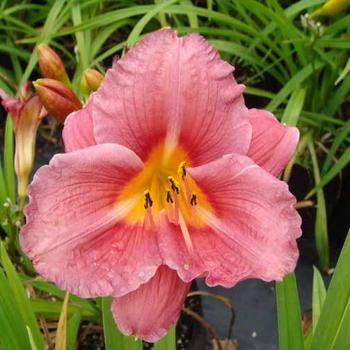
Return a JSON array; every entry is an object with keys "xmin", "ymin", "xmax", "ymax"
[
  {"xmin": 159, "ymin": 154, "xmax": 301, "ymax": 287},
  {"xmin": 93, "ymin": 29, "xmax": 251, "ymax": 165},
  {"xmin": 112, "ymin": 265, "xmax": 190, "ymax": 342},
  {"xmin": 63, "ymin": 96, "xmax": 96, "ymax": 152},
  {"xmin": 20, "ymin": 144, "xmax": 162, "ymax": 297},
  {"xmin": 247, "ymin": 108, "xmax": 299, "ymax": 176}
]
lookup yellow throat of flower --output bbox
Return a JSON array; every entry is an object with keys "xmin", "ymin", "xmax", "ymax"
[{"xmin": 117, "ymin": 143, "xmax": 213, "ymax": 242}]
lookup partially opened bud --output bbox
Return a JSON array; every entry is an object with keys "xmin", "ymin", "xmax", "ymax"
[
  {"xmin": 37, "ymin": 44, "xmax": 70, "ymax": 86},
  {"xmin": 19, "ymin": 81, "xmax": 33, "ymax": 101},
  {"xmin": 80, "ymin": 68, "xmax": 104, "ymax": 94},
  {"xmin": 0, "ymin": 89, "xmax": 23, "ymax": 122},
  {"xmin": 33, "ymin": 78, "xmax": 82, "ymax": 123},
  {"xmin": 14, "ymin": 96, "xmax": 44, "ymax": 198},
  {"xmin": 0, "ymin": 91, "xmax": 44, "ymax": 199}
]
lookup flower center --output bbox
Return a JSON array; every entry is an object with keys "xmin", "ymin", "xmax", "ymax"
[{"xmin": 117, "ymin": 143, "xmax": 212, "ymax": 246}]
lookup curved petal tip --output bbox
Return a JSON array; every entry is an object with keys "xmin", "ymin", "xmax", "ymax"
[{"xmin": 112, "ymin": 265, "xmax": 190, "ymax": 342}]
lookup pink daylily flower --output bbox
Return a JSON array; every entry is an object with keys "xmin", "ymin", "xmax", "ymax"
[{"xmin": 20, "ymin": 29, "xmax": 301, "ymax": 342}]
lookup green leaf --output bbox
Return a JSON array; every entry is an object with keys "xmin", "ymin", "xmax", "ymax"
[
  {"xmin": 308, "ymin": 141, "xmax": 330, "ymax": 271},
  {"xmin": 30, "ymin": 299, "xmax": 99, "ymax": 322},
  {"xmin": 281, "ymin": 86, "xmax": 307, "ymax": 126},
  {"xmin": 304, "ymin": 326, "xmax": 313, "ymax": 350},
  {"xmin": 311, "ymin": 229, "xmax": 350, "ymax": 350},
  {"xmin": 4, "ymin": 116, "xmax": 15, "ymax": 202},
  {"xmin": 126, "ymin": 0, "xmax": 178, "ymax": 47},
  {"xmin": 71, "ymin": 0, "xmax": 90, "ymax": 88},
  {"xmin": 0, "ymin": 158, "xmax": 8, "ymax": 205},
  {"xmin": 154, "ymin": 326, "xmax": 176, "ymax": 350},
  {"xmin": 28, "ymin": 279, "xmax": 98, "ymax": 315},
  {"xmin": 67, "ymin": 312, "xmax": 82, "ymax": 350},
  {"xmin": 21, "ymin": 0, "xmax": 69, "ymax": 84},
  {"xmin": 102, "ymin": 296, "xmax": 143, "ymax": 350},
  {"xmin": 322, "ymin": 116, "xmax": 350, "ymax": 173},
  {"xmin": 335, "ymin": 57, "xmax": 350, "ymax": 85},
  {"xmin": 27, "ymin": 326, "xmax": 38, "ymax": 350},
  {"xmin": 154, "ymin": 0, "xmax": 169, "ymax": 27},
  {"xmin": 324, "ymin": 73, "xmax": 350, "ymax": 117},
  {"xmin": 306, "ymin": 145, "xmax": 350, "ymax": 199},
  {"xmin": 0, "ymin": 244, "xmax": 45, "ymax": 350},
  {"xmin": 244, "ymin": 86, "xmax": 276, "ymax": 99},
  {"xmin": 180, "ymin": 0, "xmax": 198, "ymax": 28},
  {"xmin": 276, "ymin": 273, "xmax": 304, "ymax": 350},
  {"xmin": 312, "ymin": 266, "xmax": 326, "ymax": 333},
  {"xmin": 0, "ymin": 268, "xmax": 31, "ymax": 349},
  {"xmin": 267, "ymin": 62, "xmax": 323, "ymax": 112}
]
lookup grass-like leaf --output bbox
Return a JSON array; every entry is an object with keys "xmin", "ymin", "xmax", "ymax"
[
  {"xmin": 102, "ymin": 296, "xmax": 143, "ymax": 350},
  {"xmin": 67, "ymin": 312, "xmax": 82, "ymax": 350},
  {"xmin": 308, "ymin": 141, "xmax": 330, "ymax": 271},
  {"xmin": 276, "ymin": 273, "xmax": 304, "ymax": 350},
  {"xmin": 154, "ymin": 326, "xmax": 176, "ymax": 350},
  {"xmin": 4, "ymin": 116, "xmax": 15, "ymax": 203},
  {"xmin": 306, "ymin": 145, "xmax": 350, "ymax": 199},
  {"xmin": 310, "ymin": 229, "xmax": 350, "ymax": 349},
  {"xmin": 0, "ymin": 268, "xmax": 31, "ymax": 349},
  {"xmin": 0, "ymin": 244, "xmax": 45, "ymax": 350},
  {"xmin": 281, "ymin": 86, "xmax": 306, "ymax": 126},
  {"xmin": 312, "ymin": 266, "xmax": 326, "ymax": 333}
]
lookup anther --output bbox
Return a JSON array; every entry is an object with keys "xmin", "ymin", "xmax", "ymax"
[
  {"xmin": 178, "ymin": 161, "xmax": 187, "ymax": 178},
  {"xmin": 168, "ymin": 176, "xmax": 180, "ymax": 194},
  {"xmin": 143, "ymin": 190, "xmax": 153, "ymax": 209},
  {"xmin": 190, "ymin": 192, "xmax": 198, "ymax": 206},
  {"xmin": 166, "ymin": 189, "xmax": 174, "ymax": 204}
]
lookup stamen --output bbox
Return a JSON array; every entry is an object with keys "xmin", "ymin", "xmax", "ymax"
[
  {"xmin": 165, "ymin": 188, "xmax": 176, "ymax": 223},
  {"xmin": 168, "ymin": 177, "xmax": 180, "ymax": 224},
  {"xmin": 143, "ymin": 190, "xmax": 155, "ymax": 230},
  {"xmin": 190, "ymin": 192, "xmax": 198, "ymax": 206},
  {"xmin": 178, "ymin": 161, "xmax": 187, "ymax": 178},
  {"xmin": 144, "ymin": 207, "xmax": 156, "ymax": 230},
  {"xmin": 173, "ymin": 191, "xmax": 180, "ymax": 224},
  {"xmin": 177, "ymin": 161, "xmax": 192, "ymax": 203},
  {"xmin": 143, "ymin": 190, "xmax": 153, "ymax": 209},
  {"xmin": 168, "ymin": 176, "xmax": 180, "ymax": 194},
  {"xmin": 166, "ymin": 189, "xmax": 174, "ymax": 203},
  {"xmin": 179, "ymin": 212, "xmax": 194, "ymax": 254}
]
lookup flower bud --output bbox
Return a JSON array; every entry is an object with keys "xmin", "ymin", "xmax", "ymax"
[
  {"xmin": 33, "ymin": 78, "xmax": 82, "ymax": 123},
  {"xmin": 80, "ymin": 68, "xmax": 104, "ymax": 94},
  {"xmin": 311, "ymin": 0, "xmax": 350, "ymax": 17},
  {"xmin": 0, "ymin": 91, "xmax": 44, "ymax": 198},
  {"xmin": 37, "ymin": 44, "xmax": 70, "ymax": 86},
  {"xmin": 14, "ymin": 96, "xmax": 44, "ymax": 198}
]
